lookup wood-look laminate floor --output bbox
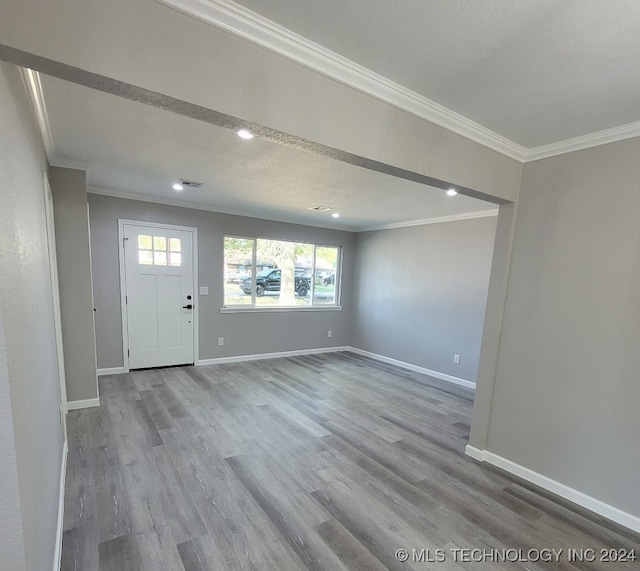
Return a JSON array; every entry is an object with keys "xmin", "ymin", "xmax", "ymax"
[{"xmin": 61, "ymin": 352, "xmax": 640, "ymax": 570}]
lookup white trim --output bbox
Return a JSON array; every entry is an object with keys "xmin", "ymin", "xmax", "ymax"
[
  {"xmin": 464, "ymin": 444, "xmax": 487, "ymax": 462},
  {"xmin": 52, "ymin": 441, "xmax": 68, "ymax": 571},
  {"xmin": 20, "ymin": 27, "xmax": 640, "ymax": 174},
  {"xmin": 359, "ymin": 209, "xmax": 499, "ymax": 232},
  {"xmin": 526, "ymin": 120, "xmax": 640, "ymax": 162},
  {"xmin": 220, "ymin": 306, "xmax": 342, "ymax": 314},
  {"xmin": 42, "ymin": 172, "xmax": 68, "ymax": 439},
  {"xmin": 19, "ymin": 68, "xmax": 93, "ymax": 171},
  {"xmin": 117, "ymin": 221, "xmax": 130, "ymax": 372},
  {"xmin": 118, "ymin": 219, "xmax": 201, "ymax": 233},
  {"xmin": 197, "ymin": 346, "xmax": 475, "ymax": 389},
  {"xmin": 465, "ymin": 446, "xmax": 640, "ymax": 534},
  {"xmin": 347, "ymin": 347, "xmax": 475, "ymax": 389},
  {"xmin": 97, "ymin": 367, "xmax": 126, "ymax": 376},
  {"xmin": 154, "ymin": 0, "xmax": 527, "ymax": 162},
  {"xmin": 118, "ymin": 220, "xmax": 199, "ymax": 372},
  {"xmin": 67, "ymin": 398, "xmax": 100, "ymax": 411},
  {"xmin": 197, "ymin": 346, "xmax": 349, "ymax": 366},
  {"xmin": 155, "ymin": 0, "xmax": 640, "ymax": 163},
  {"xmin": 49, "ymin": 157, "xmax": 92, "ymax": 171},
  {"xmin": 90, "ymin": 188, "xmax": 497, "ymax": 234},
  {"xmin": 19, "ymin": 68, "xmax": 55, "ymax": 162},
  {"xmin": 89, "ymin": 188, "xmax": 357, "ymax": 232}
]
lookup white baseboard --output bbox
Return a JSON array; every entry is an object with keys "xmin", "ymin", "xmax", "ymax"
[
  {"xmin": 66, "ymin": 397, "xmax": 100, "ymax": 411},
  {"xmin": 97, "ymin": 367, "xmax": 126, "ymax": 376},
  {"xmin": 347, "ymin": 347, "xmax": 476, "ymax": 389},
  {"xmin": 465, "ymin": 445, "xmax": 640, "ymax": 534},
  {"xmin": 464, "ymin": 444, "xmax": 487, "ymax": 462},
  {"xmin": 53, "ymin": 440, "xmax": 68, "ymax": 571},
  {"xmin": 197, "ymin": 346, "xmax": 350, "ymax": 366}
]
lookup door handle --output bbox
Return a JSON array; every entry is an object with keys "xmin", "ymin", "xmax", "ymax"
[{"xmin": 182, "ymin": 304, "xmax": 193, "ymax": 309}]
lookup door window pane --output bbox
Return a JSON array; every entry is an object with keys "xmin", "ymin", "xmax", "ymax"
[
  {"xmin": 154, "ymin": 251, "xmax": 167, "ymax": 266},
  {"xmin": 138, "ymin": 250, "xmax": 153, "ymax": 265},
  {"xmin": 138, "ymin": 235, "xmax": 184, "ymax": 266}
]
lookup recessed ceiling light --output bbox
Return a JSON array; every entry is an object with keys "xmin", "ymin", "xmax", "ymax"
[
  {"xmin": 309, "ymin": 205, "xmax": 332, "ymax": 212},
  {"xmin": 332, "ymin": 212, "xmax": 340, "ymax": 218},
  {"xmin": 447, "ymin": 188, "xmax": 458, "ymax": 196},
  {"xmin": 172, "ymin": 183, "xmax": 184, "ymax": 191},
  {"xmin": 237, "ymin": 129, "xmax": 254, "ymax": 140}
]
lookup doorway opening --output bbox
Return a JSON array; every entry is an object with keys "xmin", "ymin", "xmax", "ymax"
[{"xmin": 118, "ymin": 220, "xmax": 198, "ymax": 371}]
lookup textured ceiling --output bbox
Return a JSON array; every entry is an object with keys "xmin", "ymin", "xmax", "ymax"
[
  {"xmin": 232, "ymin": 0, "xmax": 640, "ymax": 148},
  {"xmin": 40, "ymin": 75, "xmax": 495, "ymax": 231}
]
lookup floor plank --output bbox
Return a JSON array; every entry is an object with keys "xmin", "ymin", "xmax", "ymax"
[{"xmin": 61, "ymin": 352, "xmax": 640, "ymax": 570}]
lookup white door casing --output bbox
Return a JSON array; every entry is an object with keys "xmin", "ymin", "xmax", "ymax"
[
  {"xmin": 120, "ymin": 221, "xmax": 197, "ymax": 370},
  {"xmin": 43, "ymin": 172, "xmax": 68, "ymax": 440}
]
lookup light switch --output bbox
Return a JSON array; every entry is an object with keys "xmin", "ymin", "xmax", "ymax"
[{"xmin": 199, "ymin": 286, "xmax": 209, "ymax": 295}]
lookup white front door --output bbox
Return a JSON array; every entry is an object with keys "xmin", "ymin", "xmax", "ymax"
[{"xmin": 123, "ymin": 223, "xmax": 195, "ymax": 369}]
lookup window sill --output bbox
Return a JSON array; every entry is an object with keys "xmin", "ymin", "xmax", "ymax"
[{"xmin": 220, "ymin": 306, "xmax": 343, "ymax": 314}]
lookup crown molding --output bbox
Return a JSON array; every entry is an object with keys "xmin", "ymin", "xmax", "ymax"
[
  {"xmin": 18, "ymin": 19, "xmax": 640, "ymax": 173},
  {"xmin": 89, "ymin": 187, "xmax": 497, "ymax": 232},
  {"xmin": 154, "ymin": 0, "xmax": 528, "ymax": 161},
  {"xmin": 49, "ymin": 157, "xmax": 92, "ymax": 170},
  {"xmin": 19, "ymin": 68, "xmax": 93, "ymax": 171},
  {"xmin": 19, "ymin": 67, "xmax": 55, "ymax": 162},
  {"xmin": 524, "ymin": 120, "xmax": 640, "ymax": 162},
  {"xmin": 87, "ymin": 187, "xmax": 360, "ymax": 231},
  {"xmin": 359, "ymin": 208, "xmax": 499, "ymax": 232},
  {"xmin": 155, "ymin": 0, "xmax": 640, "ymax": 163}
]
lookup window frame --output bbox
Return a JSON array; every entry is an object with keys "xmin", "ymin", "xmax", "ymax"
[{"xmin": 221, "ymin": 234, "xmax": 342, "ymax": 312}]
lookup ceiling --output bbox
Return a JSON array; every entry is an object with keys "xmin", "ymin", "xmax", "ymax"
[
  {"xmin": 34, "ymin": 1, "xmax": 639, "ymax": 230},
  {"xmin": 38, "ymin": 74, "xmax": 496, "ymax": 232},
  {"xmin": 230, "ymin": 0, "xmax": 640, "ymax": 149}
]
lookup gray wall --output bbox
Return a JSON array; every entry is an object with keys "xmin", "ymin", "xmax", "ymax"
[
  {"xmin": 0, "ymin": 63, "xmax": 65, "ymax": 571},
  {"xmin": 50, "ymin": 167, "xmax": 98, "ymax": 402},
  {"xmin": 88, "ymin": 194, "xmax": 355, "ymax": 369},
  {"xmin": 352, "ymin": 216, "xmax": 497, "ymax": 382},
  {"xmin": 477, "ymin": 138, "xmax": 640, "ymax": 518}
]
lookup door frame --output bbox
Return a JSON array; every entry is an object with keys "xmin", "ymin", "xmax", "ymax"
[
  {"xmin": 118, "ymin": 219, "xmax": 199, "ymax": 372},
  {"xmin": 43, "ymin": 172, "xmax": 68, "ymax": 442}
]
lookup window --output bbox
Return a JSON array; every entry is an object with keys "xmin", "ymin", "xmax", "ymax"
[
  {"xmin": 138, "ymin": 234, "xmax": 182, "ymax": 266},
  {"xmin": 223, "ymin": 236, "xmax": 340, "ymax": 309}
]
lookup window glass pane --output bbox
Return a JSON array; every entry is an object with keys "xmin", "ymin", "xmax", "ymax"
[
  {"xmin": 169, "ymin": 238, "xmax": 181, "ymax": 252},
  {"xmin": 255, "ymin": 239, "xmax": 285, "ymax": 306},
  {"xmin": 154, "ymin": 251, "xmax": 167, "ymax": 266},
  {"xmin": 153, "ymin": 236, "xmax": 167, "ymax": 251},
  {"xmin": 224, "ymin": 236, "xmax": 340, "ymax": 309},
  {"xmin": 294, "ymin": 243, "xmax": 312, "ymax": 306},
  {"xmin": 138, "ymin": 250, "xmax": 153, "ymax": 265},
  {"xmin": 138, "ymin": 235, "xmax": 152, "ymax": 249},
  {"xmin": 169, "ymin": 252, "xmax": 181, "ymax": 266},
  {"xmin": 314, "ymin": 246, "xmax": 338, "ymax": 305},
  {"xmin": 224, "ymin": 237, "xmax": 254, "ymax": 306}
]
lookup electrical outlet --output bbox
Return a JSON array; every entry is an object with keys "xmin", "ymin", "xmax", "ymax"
[
  {"xmin": 327, "ymin": 330, "xmax": 332, "ymax": 338},
  {"xmin": 218, "ymin": 337, "xmax": 224, "ymax": 346},
  {"xmin": 453, "ymin": 354, "xmax": 460, "ymax": 364}
]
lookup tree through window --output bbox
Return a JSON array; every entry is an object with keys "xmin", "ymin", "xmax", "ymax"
[{"xmin": 223, "ymin": 236, "xmax": 340, "ymax": 308}]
